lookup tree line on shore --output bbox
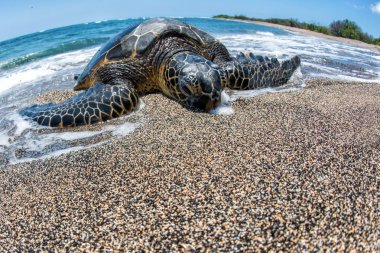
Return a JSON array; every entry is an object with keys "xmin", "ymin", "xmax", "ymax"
[{"xmin": 214, "ymin": 15, "xmax": 380, "ymax": 46}]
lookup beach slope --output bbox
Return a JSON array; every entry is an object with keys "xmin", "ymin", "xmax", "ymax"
[{"xmin": 0, "ymin": 79, "xmax": 379, "ymax": 251}]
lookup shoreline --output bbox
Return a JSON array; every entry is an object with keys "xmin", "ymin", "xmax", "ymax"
[
  {"xmin": 1, "ymin": 79, "xmax": 380, "ymax": 251},
  {"xmin": 218, "ymin": 18, "xmax": 380, "ymax": 52}
]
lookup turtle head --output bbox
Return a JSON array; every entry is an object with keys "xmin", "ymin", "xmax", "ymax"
[
  {"xmin": 178, "ymin": 56, "xmax": 224, "ymax": 112},
  {"xmin": 73, "ymin": 56, "xmax": 102, "ymax": 91},
  {"xmin": 73, "ymin": 73, "xmax": 94, "ymax": 91}
]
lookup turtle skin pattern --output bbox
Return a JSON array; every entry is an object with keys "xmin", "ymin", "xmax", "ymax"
[
  {"xmin": 21, "ymin": 83, "xmax": 138, "ymax": 127},
  {"xmin": 224, "ymin": 52, "xmax": 301, "ymax": 90},
  {"xmin": 20, "ymin": 18, "xmax": 301, "ymax": 127},
  {"xmin": 163, "ymin": 52, "xmax": 227, "ymax": 111}
]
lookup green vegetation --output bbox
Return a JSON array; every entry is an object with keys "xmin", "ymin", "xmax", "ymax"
[
  {"xmin": 213, "ymin": 15, "xmax": 380, "ymax": 46},
  {"xmin": 329, "ymin": 19, "xmax": 374, "ymax": 43},
  {"xmin": 373, "ymin": 38, "xmax": 380, "ymax": 45}
]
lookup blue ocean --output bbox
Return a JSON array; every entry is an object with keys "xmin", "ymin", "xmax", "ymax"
[{"xmin": 0, "ymin": 17, "xmax": 379, "ymax": 165}]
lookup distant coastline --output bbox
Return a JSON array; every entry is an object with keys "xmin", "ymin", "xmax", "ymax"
[{"xmin": 214, "ymin": 15, "xmax": 380, "ymax": 52}]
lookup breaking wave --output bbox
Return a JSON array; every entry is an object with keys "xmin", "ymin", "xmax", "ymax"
[{"xmin": 0, "ymin": 38, "xmax": 108, "ymax": 71}]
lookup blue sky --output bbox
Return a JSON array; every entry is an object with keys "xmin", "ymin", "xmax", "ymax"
[{"xmin": 0, "ymin": 0, "xmax": 379, "ymax": 41}]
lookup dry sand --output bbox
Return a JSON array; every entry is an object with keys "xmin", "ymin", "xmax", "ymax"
[
  {"xmin": 221, "ymin": 18, "xmax": 380, "ymax": 53},
  {"xmin": 0, "ymin": 79, "xmax": 380, "ymax": 251}
]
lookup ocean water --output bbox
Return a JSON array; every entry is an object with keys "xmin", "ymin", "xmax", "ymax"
[{"xmin": 0, "ymin": 17, "xmax": 379, "ymax": 165}]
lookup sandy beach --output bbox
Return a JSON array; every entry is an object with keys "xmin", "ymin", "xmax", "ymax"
[
  {"xmin": 0, "ymin": 79, "xmax": 379, "ymax": 251},
  {"xmin": 221, "ymin": 18, "xmax": 380, "ymax": 53}
]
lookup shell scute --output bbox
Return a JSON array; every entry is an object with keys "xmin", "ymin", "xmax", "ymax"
[
  {"xmin": 114, "ymin": 18, "xmax": 217, "ymax": 59},
  {"xmin": 77, "ymin": 18, "xmax": 218, "ymax": 86},
  {"xmin": 135, "ymin": 32, "xmax": 156, "ymax": 55}
]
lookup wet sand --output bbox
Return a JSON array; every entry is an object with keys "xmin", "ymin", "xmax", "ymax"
[
  {"xmin": 0, "ymin": 79, "xmax": 380, "ymax": 251},
  {"xmin": 220, "ymin": 18, "xmax": 380, "ymax": 52}
]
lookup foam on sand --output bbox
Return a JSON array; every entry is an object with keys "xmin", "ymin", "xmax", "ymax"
[
  {"xmin": 0, "ymin": 99, "xmax": 147, "ymax": 166},
  {"xmin": 8, "ymin": 121, "xmax": 139, "ymax": 165},
  {"xmin": 210, "ymin": 91, "xmax": 234, "ymax": 115},
  {"xmin": 227, "ymin": 66, "xmax": 304, "ymax": 101},
  {"xmin": 0, "ymin": 109, "xmax": 140, "ymax": 166}
]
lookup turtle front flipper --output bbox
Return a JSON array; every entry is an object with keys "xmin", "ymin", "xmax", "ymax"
[
  {"xmin": 223, "ymin": 52, "xmax": 301, "ymax": 90},
  {"xmin": 20, "ymin": 83, "xmax": 139, "ymax": 127}
]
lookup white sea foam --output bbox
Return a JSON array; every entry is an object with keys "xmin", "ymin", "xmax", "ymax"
[
  {"xmin": 0, "ymin": 95, "xmax": 144, "ymax": 166},
  {"xmin": 0, "ymin": 47, "xmax": 98, "ymax": 95},
  {"xmin": 0, "ymin": 113, "xmax": 37, "ymax": 147},
  {"xmin": 0, "ymin": 131, "xmax": 10, "ymax": 146},
  {"xmin": 256, "ymin": 31, "xmax": 275, "ymax": 36},
  {"xmin": 10, "ymin": 145, "xmax": 96, "ymax": 165},
  {"xmin": 12, "ymin": 121, "xmax": 140, "ymax": 164},
  {"xmin": 228, "ymin": 86, "xmax": 303, "ymax": 102},
  {"xmin": 0, "ymin": 67, "xmax": 54, "ymax": 94},
  {"xmin": 11, "ymin": 113, "xmax": 36, "ymax": 136},
  {"xmin": 107, "ymin": 122, "xmax": 139, "ymax": 136},
  {"xmin": 95, "ymin": 20, "xmax": 108, "ymax": 24},
  {"xmin": 210, "ymin": 91, "xmax": 234, "ymax": 115},
  {"xmin": 307, "ymin": 72, "xmax": 379, "ymax": 83},
  {"xmin": 217, "ymin": 32, "xmax": 380, "ymax": 82},
  {"xmin": 0, "ymin": 81, "xmax": 146, "ymax": 166},
  {"xmin": 228, "ymin": 67, "xmax": 304, "ymax": 101},
  {"xmin": 43, "ymin": 131, "xmax": 103, "ymax": 141},
  {"xmin": 4, "ymin": 119, "xmax": 139, "ymax": 165}
]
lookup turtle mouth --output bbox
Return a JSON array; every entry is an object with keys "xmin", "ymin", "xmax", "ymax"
[
  {"xmin": 179, "ymin": 84, "xmax": 193, "ymax": 96},
  {"xmin": 186, "ymin": 91, "xmax": 221, "ymax": 112}
]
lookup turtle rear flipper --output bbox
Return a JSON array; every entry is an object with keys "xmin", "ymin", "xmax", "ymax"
[
  {"xmin": 20, "ymin": 83, "xmax": 139, "ymax": 127},
  {"xmin": 223, "ymin": 53, "xmax": 301, "ymax": 90}
]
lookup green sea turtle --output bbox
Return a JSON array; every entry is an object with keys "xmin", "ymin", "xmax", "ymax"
[{"xmin": 21, "ymin": 18, "xmax": 301, "ymax": 127}]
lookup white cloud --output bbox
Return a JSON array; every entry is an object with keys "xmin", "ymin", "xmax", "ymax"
[{"xmin": 371, "ymin": 2, "xmax": 380, "ymax": 13}]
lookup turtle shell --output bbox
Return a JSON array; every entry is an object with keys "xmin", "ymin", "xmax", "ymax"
[
  {"xmin": 106, "ymin": 18, "xmax": 217, "ymax": 59},
  {"xmin": 76, "ymin": 18, "xmax": 217, "ymax": 85}
]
